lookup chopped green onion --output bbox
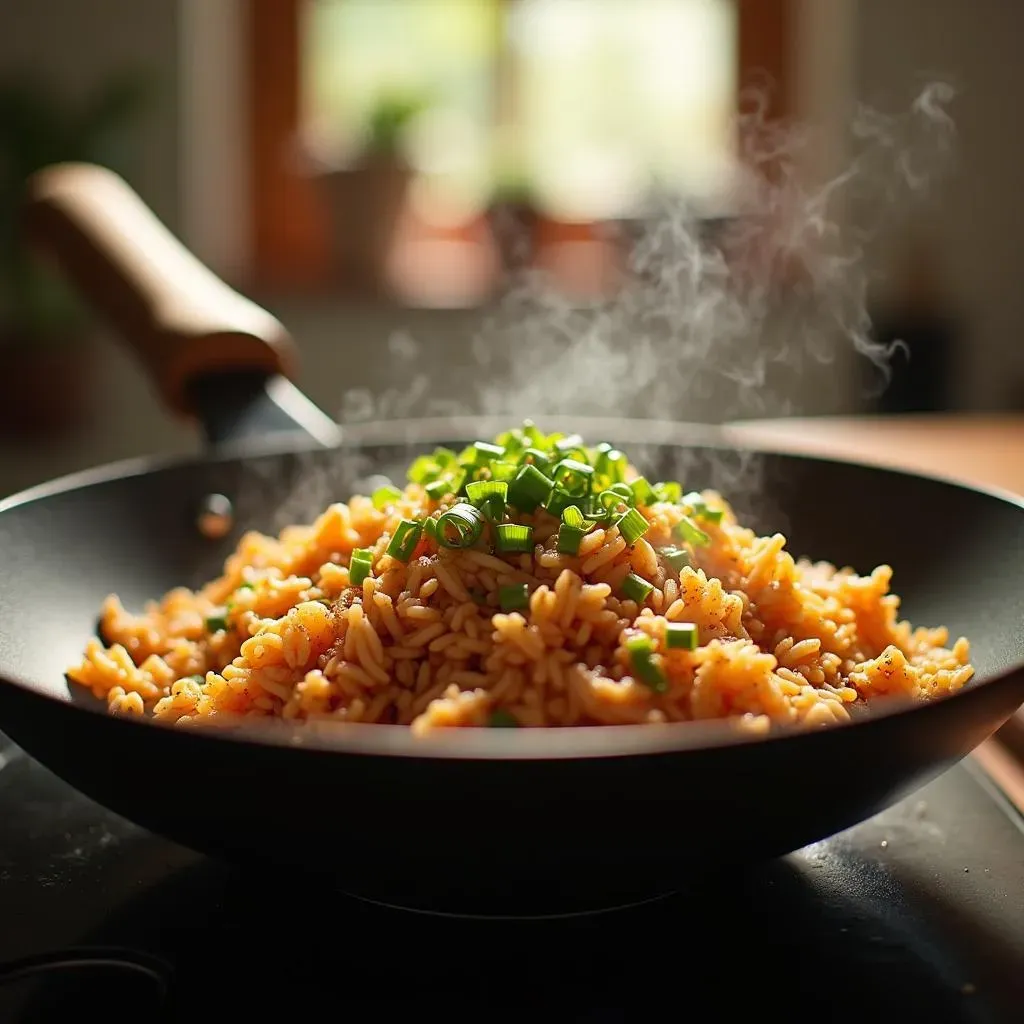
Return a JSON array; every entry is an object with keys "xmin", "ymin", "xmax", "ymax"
[
  {"xmin": 557, "ymin": 524, "xmax": 587, "ymax": 555},
  {"xmin": 371, "ymin": 484, "xmax": 403, "ymax": 510},
  {"xmin": 552, "ymin": 458, "xmax": 594, "ymax": 495},
  {"xmin": 561, "ymin": 505, "xmax": 587, "ymax": 529},
  {"xmin": 660, "ymin": 546, "xmax": 692, "ymax": 572},
  {"xmin": 594, "ymin": 446, "xmax": 628, "ymax": 487},
  {"xmin": 489, "ymin": 708, "xmax": 520, "ymax": 728},
  {"xmin": 408, "ymin": 447, "xmax": 457, "ymax": 484},
  {"xmin": 553, "ymin": 433, "xmax": 584, "ymax": 454},
  {"xmin": 205, "ymin": 613, "xmax": 229, "ymax": 634},
  {"xmin": 466, "ymin": 479, "xmax": 508, "ymax": 508},
  {"xmin": 652, "ymin": 481, "xmax": 682, "ymax": 504},
  {"xmin": 630, "ymin": 477, "xmax": 656, "ymax": 506},
  {"xmin": 508, "ymin": 464, "xmax": 553, "ymax": 512},
  {"xmin": 675, "ymin": 516, "xmax": 711, "ymax": 547},
  {"xmin": 499, "ymin": 583, "xmax": 530, "ymax": 611},
  {"xmin": 386, "ymin": 519, "xmax": 423, "ymax": 562},
  {"xmin": 489, "ymin": 461, "xmax": 519, "ymax": 482},
  {"xmin": 423, "ymin": 516, "xmax": 438, "ymax": 542},
  {"xmin": 622, "ymin": 573, "xmax": 654, "ymax": 605},
  {"xmin": 665, "ymin": 622, "xmax": 699, "ymax": 650},
  {"xmin": 425, "ymin": 477, "xmax": 455, "ymax": 500},
  {"xmin": 349, "ymin": 548, "xmax": 374, "ymax": 585},
  {"xmin": 436, "ymin": 504, "xmax": 485, "ymax": 549},
  {"xmin": 495, "ymin": 523, "xmax": 534, "ymax": 554},
  {"xmin": 543, "ymin": 486, "xmax": 574, "ymax": 517},
  {"xmin": 625, "ymin": 634, "xmax": 667, "ymax": 692},
  {"xmin": 520, "ymin": 447, "xmax": 552, "ymax": 470},
  {"xmin": 467, "ymin": 440, "xmax": 505, "ymax": 465},
  {"xmin": 683, "ymin": 491, "xmax": 724, "ymax": 524},
  {"xmin": 617, "ymin": 506, "xmax": 650, "ymax": 546},
  {"xmin": 599, "ymin": 485, "xmax": 633, "ymax": 513}
]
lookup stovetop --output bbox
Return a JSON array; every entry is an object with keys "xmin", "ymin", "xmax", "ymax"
[{"xmin": 1, "ymin": 729, "xmax": 1022, "ymax": 1024}]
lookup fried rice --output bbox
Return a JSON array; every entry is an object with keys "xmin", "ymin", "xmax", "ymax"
[{"xmin": 67, "ymin": 424, "xmax": 974, "ymax": 736}]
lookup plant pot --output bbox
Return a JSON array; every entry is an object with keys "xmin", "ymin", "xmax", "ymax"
[
  {"xmin": 0, "ymin": 332, "xmax": 96, "ymax": 441},
  {"xmin": 315, "ymin": 153, "xmax": 414, "ymax": 294}
]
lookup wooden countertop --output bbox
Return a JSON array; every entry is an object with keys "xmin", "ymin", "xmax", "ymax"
[{"xmin": 724, "ymin": 414, "xmax": 1024, "ymax": 809}]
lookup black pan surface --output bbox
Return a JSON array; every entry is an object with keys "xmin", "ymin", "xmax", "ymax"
[{"xmin": 2, "ymin": 417, "xmax": 1023, "ymax": 915}]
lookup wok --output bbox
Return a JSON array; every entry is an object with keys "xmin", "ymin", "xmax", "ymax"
[{"xmin": 1, "ymin": 164, "xmax": 1023, "ymax": 917}]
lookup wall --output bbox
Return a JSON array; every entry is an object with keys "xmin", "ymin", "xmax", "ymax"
[{"xmin": 855, "ymin": 0, "xmax": 1024, "ymax": 410}]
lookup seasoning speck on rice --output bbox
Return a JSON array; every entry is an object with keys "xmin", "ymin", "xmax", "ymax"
[{"xmin": 67, "ymin": 423, "xmax": 974, "ymax": 735}]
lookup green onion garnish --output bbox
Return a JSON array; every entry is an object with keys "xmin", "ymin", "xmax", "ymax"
[
  {"xmin": 683, "ymin": 491, "xmax": 724, "ymax": 524},
  {"xmin": 349, "ymin": 548, "xmax": 374, "ymax": 585},
  {"xmin": 552, "ymin": 458, "xmax": 594, "ymax": 495},
  {"xmin": 499, "ymin": 583, "xmax": 530, "ymax": 611},
  {"xmin": 653, "ymin": 481, "xmax": 682, "ymax": 504},
  {"xmin": 617, "ymin": 507, "xmax": 650, "ymax": 546},
  {"xmin": 495, "ymin": 523, "xmax": 534, "ymax": 554},
  {"xmin": 490, "ymin": 461, "xmax": 520, "ymax": 482},
  {"xmin": 594, "ymin": 445, "xmax": 628, "ymax": 487},
  {"xmin": 436, "ymin": 504, "xmax": 485, "ymax": 549},
  {"xmin": 520, "ymin": 447, "xmax": 552, "ymax": 470},
  {"xmin": 553, "ymin": 433, "xmax": 584, "ymax": 453},
  {"xmin": 466, "ymin": 479, "xmax": 508, "ymax": 508},
  {"xmin": 467, "ymin": 440, "xmax": 505, "ymax": 466},
  {"xmin": 660, "ymin": 546, "xmax": 692, "ymax": 572},
  {"xmin": 425, "ymin": 477, "xmax": 455, "ymax": 500},
  {"xmin": 665, "ymin": 622, "xmax": 699, "ymax": 650},
  {"xmin": 622, "ymin": 573, "xmax": 654, "ymax": 605},
  {"xmin": 408, "ymin": 447, "xmax": 457, "ymax": 484},
  {"xmin": 205, "ymin": 613, "xmax": 229, "ymax": 633},
  {"xmin": 543, "ymin": 486, "xmax": 574, "ymax": 517},
  {"xmin": 561, "ymin": 505, "xmax": 588, "ymax": 530},
  {"xmin": 372, "ymin": 484, "xmax": 403, "ymax": 510},
  {"xmin": 625, "ymin": 634, "xmax": 667, "ymax": 692},
  {"xmin": 557, "ymin": 524, "xmax": 587, "ymax": 554},
  {"xmin": 386, "ymin": 519, "xmax": 423, "ymax": 562},
  {"xmin": 675, "ymin": 516, "xmax": 711, "ymax": 547},
  {"xmin": 508, "ymin": 464, "xmax": 553, "ymax": 512},
  {"xmin": 489, "ymin": 708, "xmax": 520, "ymax": 728},
  {"xmin": 630, "ymin": 477, "xmax": 656, "ymax": 506},
  {"xmin": 423, "ymin": 516, "xmax": 438, "ymax": 542}
]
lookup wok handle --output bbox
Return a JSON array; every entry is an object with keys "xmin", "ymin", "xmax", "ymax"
[{"xmin": 22, "ymin": 162, "xmax": 298, "ymax": 418}]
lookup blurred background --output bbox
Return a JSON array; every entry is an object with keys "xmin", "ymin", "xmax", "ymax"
[{"xmin": 1, "ymin": 0, "xmax": 1022, "ymax": 496}]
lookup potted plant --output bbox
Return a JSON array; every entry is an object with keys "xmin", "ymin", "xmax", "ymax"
[
  {"xmin": 0, "ymin": 72, "xmax": 148, "ymax": 439},
  {"xmin": 312, "ymin": 90, "xmax": 429, "ymax": 294}
]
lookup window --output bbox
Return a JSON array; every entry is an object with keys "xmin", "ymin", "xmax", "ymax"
[{"xmin": 246, "ymin": 0, "xmax": 792, "ymax": 294}]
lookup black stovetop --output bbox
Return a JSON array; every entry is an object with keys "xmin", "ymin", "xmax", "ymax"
[{"xmin": 1, "ymin": 729, "xmax": 1022, "ymax": 1023}]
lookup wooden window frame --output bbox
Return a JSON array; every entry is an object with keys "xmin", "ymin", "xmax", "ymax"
[{"xmin": 246, "ymin": 0, "xmax": 794, "ymax": 294}]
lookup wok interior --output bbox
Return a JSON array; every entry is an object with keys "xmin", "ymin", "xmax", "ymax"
[{"xmin": 2, "ymin": 425, "xmax": 1023, "ymax": 733}]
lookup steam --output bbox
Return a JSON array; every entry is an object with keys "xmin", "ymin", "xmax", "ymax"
[{"xmin": 253, "ymin": 84, "xmax": 958, "ymax": 528}]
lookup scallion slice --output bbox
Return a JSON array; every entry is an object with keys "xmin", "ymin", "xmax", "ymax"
[
  {"xmin": 489, "ymin": 461, "xmax": 520, "ymax": 482},
  {"xmin": 423, "ymin": 516, "xmax": 438, "ymax": 542},
  {"xmin": 205, "ymin": 612, "xmax": 229, "ymax": 633},
  {"xmin": 371, "ymin": 484, "xmax": 403, "ymax": 510},
  {"xmin": 349, "ymin": 548, "xmax": 374, "ymax": 585},
  {"xmin": 508, "ymin": 464, "xmax": 553, "ymax": 512},
  {"xmin": 599, "ymin": 484, "xmax": 633, "ymax": 513},
  {"xmin": 561, "ymin": 505, "xmax": 587, "ymax": 529},
  {"xmin": 543, "ymin": 486, "xmax": 574, "ymax": 517},
  {"xmin": 520, "ymin": 447, "xmax": 552, "ymax": 470},
  {"xmin": 553, "ymin": 433, "xmax": 584, "ymax": 454},
  {"xmin": 499, "ymin": 583, "xmax": 530, "ymax": 611},
  {"xmin": 557, "ymin": 524, "xmax": 587, "ymax": 555},
  {"xmin": 625, "ymin": 634, "xmax": 667, "ymax": 692},
  {"xmin": 466, "ymin": 480, "xmax": 508, "ymax": 509},
  {"xmin": 622, "ymin": 573, "xmax": 654, "ymax": 605},
  {"xmin": 488, "ymin": 708, "xmax": 520, "ymax": 728},
  {"xmin": 660, "ymin": 546, "xmax": 692, "ymax": 572},
  {"xmin": 683, "ymin": 491, "xmax": 724, "ymax": 524},
  {"xmin": 675, "ymin": 515, "xmax": 711, "ymax": 547},
  {"xmin": 552, "ymin": 458, "xmax": 594, "ymax": 496},
  {"xmin": 385, "ymin": 519, "xmax": 423, "ymax": 562},
  {"xmin": 425, "ymin": 477, "xmax": 455, "ymax": 500},
  {"xmin": 630, "ymin": 477, "xmax": 656, "ymax": 506},
  {"xmin": 665, "ymin": 622, "xmax": 699, "ymax": 650},
  {"xmin": 617, "ymin": 507, "xmax": 650, "ymax": 546},
  {"xmin": 652, "ymin": 481, "xmax": 682, "ymax": 504},
  {"xmin": 468, "ymin": 440, "xmax": 505, "ymax": 465},
  {"xmin": 436, "ymin": 504, "xmax": 485, "ymax": 549},
  {"xmin": 495, "ymin": 523, "xmax": 534, "ymax": 554}
]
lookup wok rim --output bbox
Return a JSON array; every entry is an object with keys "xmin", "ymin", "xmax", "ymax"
[{"xmin": 2, "ymin": 413, "xmax": 1023, "ymax": 762}]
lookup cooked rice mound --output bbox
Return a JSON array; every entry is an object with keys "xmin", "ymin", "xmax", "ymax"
[{"xmin": 67, "ymin": 425, "xmax": 974, "ymax": 735}]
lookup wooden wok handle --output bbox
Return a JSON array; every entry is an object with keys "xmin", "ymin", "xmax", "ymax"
[{"xmin": 22, "ymin": 162, "xmax": 298, "ymax": 417}]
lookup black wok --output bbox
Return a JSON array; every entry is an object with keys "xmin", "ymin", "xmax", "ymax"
[{"xmin": 1, "ymin": 164, "xmax": 1023, "ymax": 917}]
